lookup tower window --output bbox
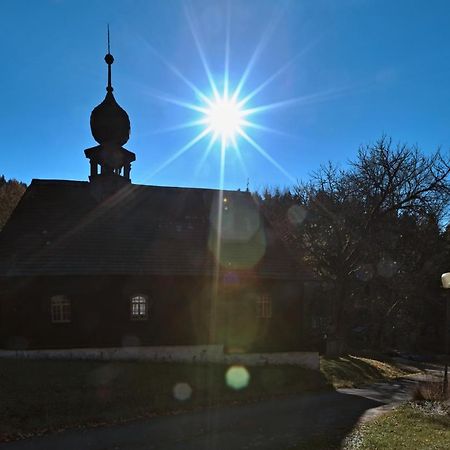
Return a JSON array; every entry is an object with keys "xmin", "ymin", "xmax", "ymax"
[
  {"xmin": 51, "ymin": 295, "xmax": 71, "ymax": 323},
  {"xmin": 130, "ymin": 295, "xmax": 148, "ymax": 320},
  {"xmin": 256, "ymin": 293, "xmax": 272, "ymax": 319}
]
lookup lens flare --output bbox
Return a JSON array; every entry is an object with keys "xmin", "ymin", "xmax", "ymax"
[
  {"xmin": 173, "ymin": 382, "xmax": 193, "ymax": 401},
  {"xmin": 225, "ymin": 365, "xmax": 250, "ymax": 390}
]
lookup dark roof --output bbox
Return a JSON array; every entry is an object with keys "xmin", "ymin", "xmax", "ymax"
[{"xmin": 0, "ymin": 179, "xmax": 306, "ymax": 280}]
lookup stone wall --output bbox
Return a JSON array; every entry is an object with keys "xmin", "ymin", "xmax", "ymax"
[{"xmin": 0, "ymin": 345, "xmax": 320, "ymax": 371}]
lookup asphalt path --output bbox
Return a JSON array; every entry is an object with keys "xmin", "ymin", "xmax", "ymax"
[{"xmin": 0, "ymin": 377, "xmax": 420, "ymax": 450}]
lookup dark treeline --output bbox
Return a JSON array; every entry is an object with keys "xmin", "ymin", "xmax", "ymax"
[
  {"xmin": 257, "ymin": 137, "xmax": 450, "ymax": 354},
  {"xmin": 0, "ymin": 176, "xmax": 26, "ymax": 231}
]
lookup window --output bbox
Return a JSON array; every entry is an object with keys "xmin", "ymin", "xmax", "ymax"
[
  {"xmin": 256, "ymin": 293, "xmax": 272, "ymax": 319},
  {"xmin": 130, "ymin": 295, "xmax": 148, "ymax": 320},
  {"xmin": 51, "ymin": 295, "xmax": 71, "ymax": 323}
]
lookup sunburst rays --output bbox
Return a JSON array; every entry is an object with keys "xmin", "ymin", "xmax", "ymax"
[
  {"xmin": 144, "ymin": 2, "xmax": 340, "ymax": 186},
  {"xmin": 143, "ymin": 5, "xmax": 300, "ymax": 184}
]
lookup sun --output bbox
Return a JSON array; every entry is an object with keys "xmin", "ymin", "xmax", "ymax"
[{"xmin": 204, "ymin": 95, "xmax": 244, "ymax": 148}]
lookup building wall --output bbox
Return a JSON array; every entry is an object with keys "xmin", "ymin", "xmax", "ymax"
[{"xmin": 0, "ymin": 275, "xmax": 308, "ymax": 351}]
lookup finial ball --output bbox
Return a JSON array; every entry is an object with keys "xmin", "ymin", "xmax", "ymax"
[{"xmin": 105, "ymin": 53, "xmax": 114, "ymax": 65}]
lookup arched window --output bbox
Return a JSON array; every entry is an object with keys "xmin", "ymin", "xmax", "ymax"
[
  {"xmin": 50, "ymin": 295, "xmax": 71, "ymax": 323},
  {"xmin": 130, "ymin": 294, "xmax": 148, "ymax": 320}
]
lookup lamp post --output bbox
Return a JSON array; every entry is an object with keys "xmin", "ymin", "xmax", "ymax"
[{"xmin": 440, "ymin": 273, "xmax": 450, "ymax": 396}]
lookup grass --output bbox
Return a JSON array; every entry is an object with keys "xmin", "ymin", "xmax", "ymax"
[
  {"xmin": 289, "ymin": 359, "xmax": 448, "ymax": 450},
  {"xmin": 0, "ymin": 359, "xmax": 329, "ymax": 441},
  {"xmin": 320, "ymin": 355, "xmax": 416, "ymax": 388},
  {"xmin": 343, "ymin": 402, "xmax": 450, "ymax": 450},
  {"xmin": 289, "ymin": 403, "xmax": 450, "ymax": 450}
]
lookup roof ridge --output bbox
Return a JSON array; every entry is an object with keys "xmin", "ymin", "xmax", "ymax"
[
  {"xmin": 31, "ymin": 179, "xmax": 89, "ymax": 186},
  {"xmin": 30, "ymin": 179, "xmax": 251, "ymax": 195},
  {"xmin": 130, "ymin": 183, "xmax": 250, "ymax": 195}
]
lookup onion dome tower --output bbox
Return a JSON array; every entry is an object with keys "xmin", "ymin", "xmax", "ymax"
[{"xmin": 85, "ymin": 29, "xmax": 136, "ymax": 187}]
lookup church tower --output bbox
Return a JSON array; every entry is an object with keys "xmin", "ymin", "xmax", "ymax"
[{"xmin": 84, "ymin": 31, "xmax": 136, "ymax": 188}]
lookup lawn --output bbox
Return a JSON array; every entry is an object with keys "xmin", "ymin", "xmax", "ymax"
[
  {"xmin": 343, "ymin": 402, "xmax": 450, "ymax": 450},
  {"xmin": 320, "ymin": 355, "xmax": 416, "ymax": 388},
  {"xmin": 0, "ymin": 354, "xmax": 421, "ymax": 442},
  {"xmin": 0, "ymin": 359, "xmax": 329, "ymax": 441},
  {"xmin": 288, "ymin": 403, "xmax": 450, "ymax": 450}
]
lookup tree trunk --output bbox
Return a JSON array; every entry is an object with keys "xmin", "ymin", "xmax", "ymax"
[{"xmin": 327, "ymin": 280, "xmax": 347, "ymax": 356}]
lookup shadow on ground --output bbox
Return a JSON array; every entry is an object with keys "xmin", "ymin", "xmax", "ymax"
[
  {"xmin": 339, "ymin": 377, "xmax": 417, "ymax": 404},
  {"xmin": 0, "ymin": 360, "xmax": 330, "ymax": 441},
  {"xmin": 0, "ymin": 389, "xmax": 383, "ymax": 450}
]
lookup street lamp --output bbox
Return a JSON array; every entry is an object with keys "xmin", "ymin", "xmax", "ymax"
[{"xmin": 440, "ymin": 272, "xmax": 450, "ymax": 396}]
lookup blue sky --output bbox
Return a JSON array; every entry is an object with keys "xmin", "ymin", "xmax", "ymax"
[{"xmin": 2, "ymin": 0, "xmax": 450, "ymax": 191}]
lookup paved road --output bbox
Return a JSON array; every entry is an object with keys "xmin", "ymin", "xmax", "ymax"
[{"xmin": 0, "ymin": 377, "xmax": 419, "ymax": 450}]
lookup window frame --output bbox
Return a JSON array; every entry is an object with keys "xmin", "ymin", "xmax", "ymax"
[
  {"xmin": 50, "ymin": 295, "xmax": 71, "ymax": 324},
  {"xmin": 256, "ymin": 293, "xmax": 272, "ymax": 319},
  {"xmin": 130, "ymin": 294, "xmax": 149, "ymax": 321}
]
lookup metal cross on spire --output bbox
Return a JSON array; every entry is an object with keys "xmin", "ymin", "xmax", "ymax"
[{"xmin": 107, "ymin": 23, "xmax": 111, "ymax": 54}]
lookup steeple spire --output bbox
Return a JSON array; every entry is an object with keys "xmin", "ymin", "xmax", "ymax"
[
  {"xmin": 84, "ymin": 29, "xmax": 136, "ymax": 189},
  {"xmin": 105, "ymin": 24, "xmax": 114, "ymax": 93}
]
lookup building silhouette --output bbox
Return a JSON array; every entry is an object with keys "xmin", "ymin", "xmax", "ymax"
[{"xmin": 0, "ymin": 47, "xmax": 314, "ymax": 352}]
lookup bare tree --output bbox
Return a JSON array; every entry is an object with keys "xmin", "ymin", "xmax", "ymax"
[
  {"xmin": 260, "ymin": 137, "xmax": 450, "ymax": 353},
  {"xmin": 351, "ymin": 137, "xmax": 450, "ymax": 221}
]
